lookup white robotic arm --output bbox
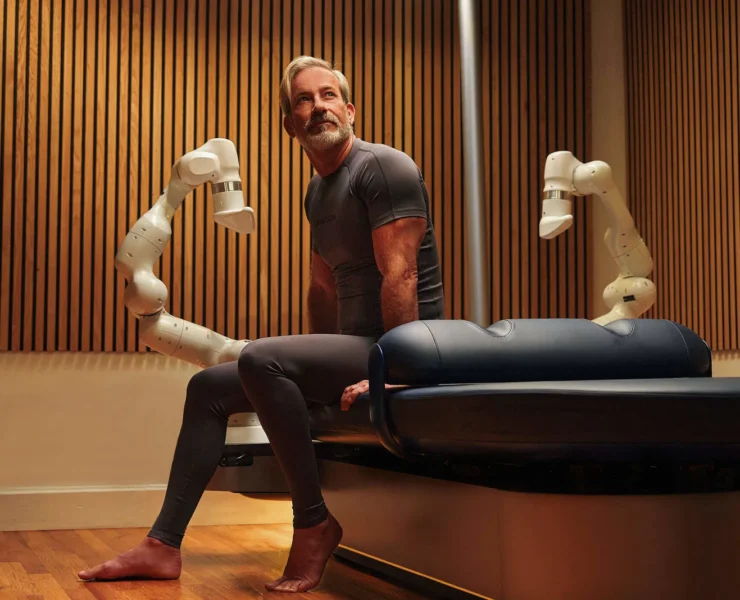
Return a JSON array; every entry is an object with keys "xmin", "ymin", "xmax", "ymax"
[
  {"xmin": 539, "ymin": 150, "xmax": 656, "ymax": 325},
  {"xmin": 114, "ymin": 138, "xmax": 255, "ymax": 368}
]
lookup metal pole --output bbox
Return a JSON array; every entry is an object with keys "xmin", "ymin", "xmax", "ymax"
[{"xmin": 457, "ymin": 0, "xmax": 490, "ymax": 326}]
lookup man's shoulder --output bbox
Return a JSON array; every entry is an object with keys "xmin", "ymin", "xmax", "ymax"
[
  {"xmin": 352, "ymin": 138, "xmax": 417, "ymax": 165},
  {"xmin": 306, "ymin": 172, "xmax": 322, "ymax": 190},
  {"xmin": 303, "ymin": 173, "xmax": 322, "ymax": 213},
  {"xmin": 349, "ymin": 138, "xmax": 420, "ymax": 180}
]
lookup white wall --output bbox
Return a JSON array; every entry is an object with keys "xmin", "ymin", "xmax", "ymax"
[{"xmin": 0, "ymin": 351, "xmax": 291, "ymax": 531}]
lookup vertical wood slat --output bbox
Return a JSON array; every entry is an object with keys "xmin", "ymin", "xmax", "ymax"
[
  {"xmin": 719, "ymin": 0, "xmax": 730, "ymax": 350},
  {"xmin": 450, "ymin": 1, "xmax": 462, "ymax": 320},
  {"xmin": 247, "ymin": 0, "xmax": 259, "ymax": 338},
  {"xmin": 431, "ymin": 0, "xmax": 443, "ymax": 318},
  {"xmin": 681, "ymin": 0, "xmax": 691, "ymax": 340},
  {"xmin": 509, "ymin": 0, "xmax": 520, "ymax": 319},
  {"xmin": 289, "ymin": 0, "xmax": 302, "ymax": 336},
  {"xmin": 686, "ymin": 0, "xmax": 698, "ymax": 333},
  {"xmin": 663, "ymin": 0, "xmax": 674, "ymax": 341},
  {"xmin": 81, "ymin": 0, "xmax": 95, "ymax": 351},
  {"xmin": 500, "ymin": 0, "xmax": 510, "ymax": 321},
  {"xmin": 45, "ymin": 0, "xmax": 60, "ymax": 351},
  {"xmin": 1, "ymin": 0, "xmax": 591, "ymax": 352},
  {"xmin": 58, "ymin": 0, "xmax": 73, "ymax": 351},
  {"xmin": 279, "ymin": 0, "xmax": 290, "ymax": 337},
  {"xmin": 115, "ymin": 0, "xmax": 130, "ymax": 353},
  {"xmin": 168, "ymin": 0, "xmax": 182, "ymax": 343},
  {"xmin": 33, "ymin": 0, "xmax": 49, "ymax": 351},
  {"xmin": 698, "ymin": 0, "xmax": 710, "ymax": 347},
  {"xmin": 708, "ymin": 0, "xmax": 719, "ymax": 349},
  {"xmin": 0, "ymin": 0, "xmax": 10, "ymax": 349},
  {"xmin": 126, "ymin": 0, "xmax": 140, "ymax": 353},
  {"xmin": 16, "ymin": 2, "xmax": 26, "ymax": 348},
  {"xmin": 137, "ymin": 0, "xmax": 151, "ymax": 352},
  {"xmin": 526, "ymin": 0, "xmax": 537, "ymax": 318},
  {"xmin": 731, "ymin": 0, "xmax": 740, "ymax": 350},
  {"xmin": 579, "ymin": 0, "xmax": 590, "ymax": 319},
  {"xmin": 545, "ymin": 0, "xmax": 557, "ymax": 317},
  {"xmin": 23, "ymin": 0, "xmax": 37, "ymax": 352},
  {"xmin": 12, "ymin": 0, "xmax": 28, "ymax": 352},
  {"xmin": 624, "ymin": 0, "xmax": 739, "ymax": 350}
]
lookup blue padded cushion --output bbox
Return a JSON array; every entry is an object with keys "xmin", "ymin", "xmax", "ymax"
[{"xmin": 373, "ymin": 318, "xmax": 712, "ymax": 385}]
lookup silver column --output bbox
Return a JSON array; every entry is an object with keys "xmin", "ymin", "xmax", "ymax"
[{"xmin": 457, "ymin": 0, "xmax": 490, "ymax": 326}]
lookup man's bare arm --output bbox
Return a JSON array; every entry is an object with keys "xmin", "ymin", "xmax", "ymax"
[
  {"xmin": 340, "ymin": 217, "xmax": 426, "ymax": 411},
  {"xmin": 307, "ymin": 250, "xmax": 339, "ymax": 334},
  {"xmin": 372, "ymin": 217, "xmax": 427, "ymax": 332}
]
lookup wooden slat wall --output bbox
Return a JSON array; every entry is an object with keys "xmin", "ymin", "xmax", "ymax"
[
  {"xmin": 1, "ymin": 0, "xmax": 590, "ymax": 353},
  {"xmin": 624, "ymin": 0, "xmax": 739, "ymax": 351}
]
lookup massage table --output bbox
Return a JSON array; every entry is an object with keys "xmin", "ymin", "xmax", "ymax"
[{"xmin": 209, "ymin": 317, "xmax": 740, "ymax": 600}]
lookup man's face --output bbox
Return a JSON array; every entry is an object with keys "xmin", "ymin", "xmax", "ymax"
[{"xmin": 284, "ymin": 67, "xmax": 355, "ymax": 151}]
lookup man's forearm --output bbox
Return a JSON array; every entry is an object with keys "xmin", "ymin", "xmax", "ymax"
[
  {"xmin": 307, "ymin": 284, "xmax": 339, "ymax": 334},
  {"xmin": 381, "ymin": 275, "xmax": 419, "ymax": 331}
]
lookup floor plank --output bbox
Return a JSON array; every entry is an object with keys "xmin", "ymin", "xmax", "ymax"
[
  {"xmin": 27, "ymin": 574, "xmax": 72, "ymax": 600},
  {"xmin": 0, "ymin": 524, "xmax": 427, "ymax": 600},
  {"xmin": 0, "ymin": 532, "xmax": 48, "ymax": 575}
]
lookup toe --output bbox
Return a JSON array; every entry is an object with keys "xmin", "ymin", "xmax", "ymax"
[
  {"xmin": 78, "ymin": 564, "xmax": 108, "ymax": 581},
  {"xmin": 80, "ymin": 560, "xmax": 132, "ymax": 581},
  {"xmin": 265, "ymin": 576, "xmax": 287, "ymax": 591},
  {"xmin": 273, "ymin": 578, "xmax": 315, "ymax": 593},
  {"xmin": 295, "ymin": 579, "xmax": 317, "ymax": 593}
]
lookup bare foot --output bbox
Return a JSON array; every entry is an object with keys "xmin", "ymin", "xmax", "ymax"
[
  {"xmin": 266, "ymin": 513, "xmax": 343, "ymax": 593},
  {"xmin": 78, "ymin": 536, "xmax": 182, "ymax": 581}
]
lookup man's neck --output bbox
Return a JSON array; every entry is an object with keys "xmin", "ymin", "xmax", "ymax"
[{"xmin": 306, "ymin": 135, "xmax": 355, "ymax": 177}]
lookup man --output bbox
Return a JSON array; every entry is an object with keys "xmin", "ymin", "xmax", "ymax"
[{"xmin": 78, "ymin": 55, "xmax": 445, "ymax": 593}]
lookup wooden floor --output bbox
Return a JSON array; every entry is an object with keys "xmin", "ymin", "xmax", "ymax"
[{"xmin": 0, "ymin": 524, "xmax": 428, "ymax": 599}]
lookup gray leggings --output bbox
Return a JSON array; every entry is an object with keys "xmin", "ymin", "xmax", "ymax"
[{"xmin": 148, "ymin": 333, "xmax": 377, "ymax": 549}]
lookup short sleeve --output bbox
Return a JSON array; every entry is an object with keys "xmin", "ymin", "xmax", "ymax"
[
  {"xmin": 304, "ymin": 176, "xmax": 320, "ymax": 252},
  {"xmin": 353, "ymin": 148, "xmax": 429, "ymax": 229}
]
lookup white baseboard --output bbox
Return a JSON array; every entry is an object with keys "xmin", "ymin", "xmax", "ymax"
[{"xmin": 0, "ymin": 485, "xmax": 292, "ymax": 531}]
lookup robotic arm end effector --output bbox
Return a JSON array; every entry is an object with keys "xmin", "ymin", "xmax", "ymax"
[{"xmin": 539, "ymin": 203, "xmax": 573, "ymax": 239}]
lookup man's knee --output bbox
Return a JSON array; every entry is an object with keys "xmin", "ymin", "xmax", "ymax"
[
  {"xmin": 183, "ymin": 368, "xmax": 218, "ymax": 414},
  {"xmin": 237, "ymin": 339, "xmax": 280, "ymax": 383}
]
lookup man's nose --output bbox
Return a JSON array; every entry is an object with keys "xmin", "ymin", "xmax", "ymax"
[{"xmin": 312, "ymin": 94, "xmax": 327, "ymax": 111}]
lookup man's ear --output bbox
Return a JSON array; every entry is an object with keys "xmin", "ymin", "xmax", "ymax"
[
  {"xmin": 283, "ymin": 115, "xmax": 296, "ymax": 138},
  {"xmin": 346, "ymin": 103, "xmax": 356, "ymax": 127}
]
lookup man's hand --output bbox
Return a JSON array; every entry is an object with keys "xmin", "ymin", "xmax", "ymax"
[
  {"xmin": 341, "ymin": 379, "xmax": 407, "ymax": 411},
  {"xmin": 341, "ymin": 380, "xmax": 369, "ymax": 411}
]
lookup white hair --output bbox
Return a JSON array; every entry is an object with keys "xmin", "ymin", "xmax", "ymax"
[{"xmin": 279, "ymin": 55, "xmax": 351, "ymax": 116}]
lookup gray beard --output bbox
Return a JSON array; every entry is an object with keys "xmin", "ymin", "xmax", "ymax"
[{"xmin": 303, "ymin": 121, "xmax": 354, "ymax": 151}]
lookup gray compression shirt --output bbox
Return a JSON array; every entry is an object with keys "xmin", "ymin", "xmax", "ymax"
[{"xmin": 305, "ymin": 138, "xmax": 445, "ymax": 338}]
